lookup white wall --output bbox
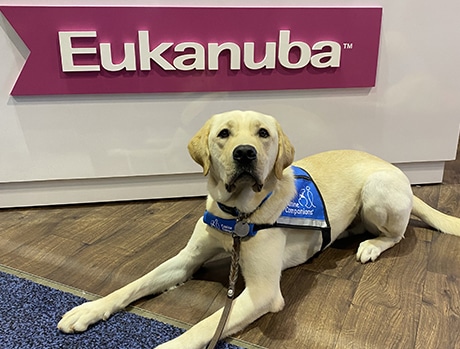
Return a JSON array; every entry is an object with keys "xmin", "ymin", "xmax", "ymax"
[{"xmin": 1, "ymin": 0, "xmax": 459, "ymax": 207}]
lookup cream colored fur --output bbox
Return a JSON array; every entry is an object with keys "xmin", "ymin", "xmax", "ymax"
[{"xmin": 58, "ymin": 110, "xmax": 460, "ymax": 348}]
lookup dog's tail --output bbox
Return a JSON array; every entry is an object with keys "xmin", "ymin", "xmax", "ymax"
[{"xmin": 411, "ymin": 195, "xmax": 460, "ymax": 236}]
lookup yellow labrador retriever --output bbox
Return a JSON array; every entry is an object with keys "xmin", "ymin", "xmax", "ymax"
[{"xmin": 58, "ymin": 110, "xmax": 460, "ymax": 348}]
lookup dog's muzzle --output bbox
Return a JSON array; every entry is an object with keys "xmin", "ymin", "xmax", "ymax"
[{"xmin": 226, "ymin": 145, "xmax": 263, "ymax": 193}]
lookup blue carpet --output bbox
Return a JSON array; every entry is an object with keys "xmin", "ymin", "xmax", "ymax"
[{"xmin": 0, "ymin": 271, "xmax": 244, "ymax": 349}]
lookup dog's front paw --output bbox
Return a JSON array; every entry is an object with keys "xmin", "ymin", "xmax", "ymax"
[
  {"xmin": 155, "ymin": 338, "xmax": 203, "ymax": 349},
  {"xmin": 356, "ymin": 240, "xmax": 382, "ymax": 263},
  {"xmin": 57, "ymin": 299, "xmax": 113, "ymax": 333},
  {"xmin": 154, "ymin": 332, "xmax": 209, "ymax": 349}
]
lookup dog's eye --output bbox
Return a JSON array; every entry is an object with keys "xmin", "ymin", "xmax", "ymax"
[
  {"xmin": 258, "ymin": 128, "xmax": 270, "ymax": 138},
  {"xmin": 217, "ymin": 129, "xmax": 230, "ymax": 139}
]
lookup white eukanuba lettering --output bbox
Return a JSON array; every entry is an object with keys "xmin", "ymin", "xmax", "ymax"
[{"xmin": 58, "ymin": 30, "xmax": 341, "ymax": 73}]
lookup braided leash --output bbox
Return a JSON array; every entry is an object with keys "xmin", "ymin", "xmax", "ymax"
[{"xmin": 207, "ymin": 235, "xmax": 241, "ymax": 349}]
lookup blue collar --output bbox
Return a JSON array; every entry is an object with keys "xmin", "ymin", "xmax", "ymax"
[
  {"xmin": 203, "ymin": 210, "xmax": 259, "ymax": 237},
  {"xmin": 203, "ymin": 193, "xmax": 273, "ymax": 238}
]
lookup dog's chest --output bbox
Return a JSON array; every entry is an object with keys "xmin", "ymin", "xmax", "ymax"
[{"xmin": 203, "ymin": 166, "xmax": 331, "ymax": 250}]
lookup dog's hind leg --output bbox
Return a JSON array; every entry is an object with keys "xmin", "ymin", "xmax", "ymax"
[{"xmin": 356, "ymin": 170, "xmax": 413, "ymax": 263}]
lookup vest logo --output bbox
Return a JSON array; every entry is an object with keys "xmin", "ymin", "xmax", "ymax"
[
  {"xmin": 59, "ymin": 30, "xmax": 341, "ymax": 73},
  {"xmin": 0, "ymin": 6, "xmax": 382, "ymax": 96},
  {"xmin": 277, "ymin": 166, "xmax": 329, "ymax": 229}
]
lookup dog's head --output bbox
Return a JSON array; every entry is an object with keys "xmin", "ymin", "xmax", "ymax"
[{"xmin": 188, "ymin": 110, "xmax": 295, "ymax": 199}]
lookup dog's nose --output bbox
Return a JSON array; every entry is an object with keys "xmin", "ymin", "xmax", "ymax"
[{"xmin": 233, "ymin": 145, "xmax": 257, "ymax": 164}]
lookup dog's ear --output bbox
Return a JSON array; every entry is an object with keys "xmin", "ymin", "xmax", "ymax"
[
  {"xmin": 188, "ymin": 119, "xmax": 211, "ymax": 176},
  {"xmin": 274, "ymin": 122, "xmax": 295, "ymax": 179}
]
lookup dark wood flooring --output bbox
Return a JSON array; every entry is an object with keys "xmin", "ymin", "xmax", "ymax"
[{"xmin": 1, "ymin": 146, "xmax": 460, "ymax": 349}]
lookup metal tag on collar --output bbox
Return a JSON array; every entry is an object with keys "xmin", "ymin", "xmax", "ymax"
[
  {"xmin": 234, "ymin": 220, "xmax": 250, "ymax": 237},
  {"xmin": 234, "ymin": 213, "xmax": 250, "ymax": 237}
]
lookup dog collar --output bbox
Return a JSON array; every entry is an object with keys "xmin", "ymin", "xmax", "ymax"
[
  {"xmin": 203, "ymin": 211, "xmax": 259, "ymax": 238},
  {"xmin": 203, "ymin": 193, "xmax": 273, "ymax": 238}
]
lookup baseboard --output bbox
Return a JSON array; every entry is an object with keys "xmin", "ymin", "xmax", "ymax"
[
  {"xmin": 0, "ymin": 161, "xmax": 445, "ymax": 208},
  {"xmin": 0, "ymin": 173, "xmax": 207, "ymax": 208},
  {"xmin": 395, "ymin": 161, "xmax": 445, "ymax": 185}
]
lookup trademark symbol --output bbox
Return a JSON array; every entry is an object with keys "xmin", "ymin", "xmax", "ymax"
[{"xmin": 343, "ymin": 42, "xmax": 353, "ymax": 49}]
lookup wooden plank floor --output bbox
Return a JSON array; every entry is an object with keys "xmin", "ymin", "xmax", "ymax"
[{"xmin": 1, "ymin": 145, "xmax": 460, "ymax": 349}]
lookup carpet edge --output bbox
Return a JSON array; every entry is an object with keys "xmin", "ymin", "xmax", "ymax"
[{"xmin": 0, "ymin": 264, "xmax": 266, "ymax": 349}]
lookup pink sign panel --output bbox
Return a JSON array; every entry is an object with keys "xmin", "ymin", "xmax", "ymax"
[{"xmin": 0, "ymin": 6, "xmax": 382, "ymax": 96}]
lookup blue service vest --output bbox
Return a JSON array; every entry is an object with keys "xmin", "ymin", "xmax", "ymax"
[
  {"xmin": 276, "ymin": 166, "xmax": 329, "ymax": 229},
  {"xmin": 203, "ymin": 166, "xmax": 331, "ymax": 250}
]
